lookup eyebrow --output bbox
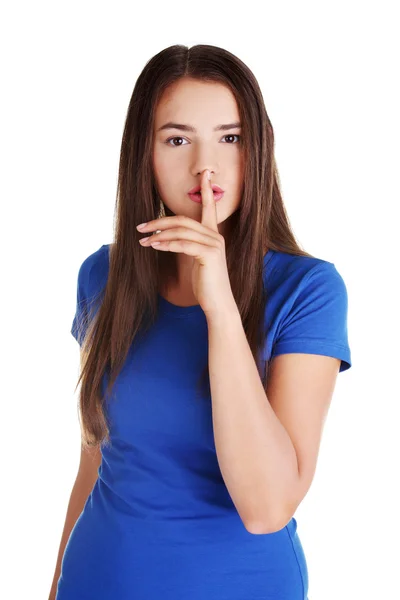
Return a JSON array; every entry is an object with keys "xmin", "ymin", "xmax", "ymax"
[{"xmin": 156, "ymin": 121, "xmax": 242, "ymax": 133}]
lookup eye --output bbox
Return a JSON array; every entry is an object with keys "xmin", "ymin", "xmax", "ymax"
[
  {"xmin": 221, "ymin": 134, "xmax": 241, "ymax": 144},
  {"xmin": 165, "ymin": 136, "xmax": 189, "ymax": 147},
  {"xmin": 165, "ymin": 134, "xmax": 241, "ymax": 147}
]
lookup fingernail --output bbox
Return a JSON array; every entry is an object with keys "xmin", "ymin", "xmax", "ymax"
[
  {"xmin": 206, "ymin": 169, "xmax": 211, "ymax": 181},
  {"xmin": 137, "ymin": 222, "xmax": 147, "ymax": 230}
]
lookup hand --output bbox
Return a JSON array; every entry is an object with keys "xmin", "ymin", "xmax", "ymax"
[{"xmin": 136, "ymin": 169, "xmax": 237, "ymax": 318}]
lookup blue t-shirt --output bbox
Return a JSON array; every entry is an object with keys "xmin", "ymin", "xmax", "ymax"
[{"xmin": 57, "ymin": 245, "xmax": 352, "ymax": 600}]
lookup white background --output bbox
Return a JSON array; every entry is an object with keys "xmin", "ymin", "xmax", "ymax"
[{"xmin": 2, "ymin": 1, "xmax": 398, "ymax": 598}]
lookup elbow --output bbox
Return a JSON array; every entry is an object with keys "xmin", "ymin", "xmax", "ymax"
[
  {"xmin": 244, "ymin": 506, "xmax": 296, "ymax": 535},
  {"xmin": 245, "ymin": 516, "xmax": 291, "ymax": 535},
  {"xmin": 244, "ymin": 520, "xmax": 282, "ymax": 535}
]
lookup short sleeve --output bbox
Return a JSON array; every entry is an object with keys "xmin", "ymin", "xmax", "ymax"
[
  {"xmin": 71, "ymin": 256, "xmax": 91, "ymax": 345},
  {"xmin": 271, "ymin": 262, "xmax": 352, "ymax": 372},
  {"xmin": 70, "ymin": 245, "xmax": 109, "ymax": 346}
]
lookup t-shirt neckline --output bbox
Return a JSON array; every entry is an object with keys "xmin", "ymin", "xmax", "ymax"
[
  {"xmin": 157, "ymin": 249, "xmax": 273, "ymax": 317},
  {"xmin": 157, "ymin": 293, "xmax": 203, "ymax": 316}
]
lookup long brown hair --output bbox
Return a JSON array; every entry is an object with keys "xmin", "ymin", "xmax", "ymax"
[{"xmin": 74, "ymin": 44, "xmax": 315, "ymax": 450}]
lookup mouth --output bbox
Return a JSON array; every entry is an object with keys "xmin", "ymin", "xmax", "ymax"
[
  {"xmin": 188, "ymin": 189, "xmax": 225, "ymax": 203},
  {"xmin": 188, "ymin": 184, "xmax": 224, "ymax": 194},
  {"xmin": 187, "ymin": 183, "xmax": 225, "ymax": 203}
]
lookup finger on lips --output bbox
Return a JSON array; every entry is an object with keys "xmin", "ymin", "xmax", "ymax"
[{"xmin": 136, "ymin": 169, "xmax": 215, "ymax": 240}]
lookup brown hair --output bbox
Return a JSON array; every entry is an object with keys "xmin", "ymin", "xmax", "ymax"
[{"xmin": 74, "ymin": 44, "xmax": 315, "ymax": 450}]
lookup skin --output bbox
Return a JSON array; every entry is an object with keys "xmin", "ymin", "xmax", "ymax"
[{"xmin": 152, "ymin": 78, "xmax": 245, "ymax": 298}]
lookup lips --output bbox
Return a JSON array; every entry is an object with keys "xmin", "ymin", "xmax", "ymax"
[{"xmin": 188, "ymin": 184, "xmax": 224, "ymax": 194}]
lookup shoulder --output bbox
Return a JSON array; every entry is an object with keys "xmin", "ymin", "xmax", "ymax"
[
  {"xmin": 76, "ymin": 244, "xmax": 110, "ymax": 300},
  {"xmin": 264, "ymin": 249, "xmax": 347, "ymax": 298},
  {"xmin": 262, "ymin": 250, "xmax": 351, "ymax": 372}
]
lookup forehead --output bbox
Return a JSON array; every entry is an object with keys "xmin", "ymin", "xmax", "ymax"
[{"xmin": 154, "ymin": 79, "xmax": 239, "ymax": 124}]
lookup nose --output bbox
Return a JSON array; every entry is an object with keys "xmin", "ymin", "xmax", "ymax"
[
  {"xmin": 192, "ymin": 152, "xmax": 216, "ymax": 176},
  {"xmin": 196, "ymin": 169, "xmax": 215, "ymax": 177}
]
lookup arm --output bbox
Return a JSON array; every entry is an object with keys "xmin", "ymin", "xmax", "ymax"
[
  {"xmin": 48, "ymin": 444, "xmax": 101, "ymax": 600},
  {"xmin": 206, "ymin": 306, "xmax": 340, "ymax": 534}
]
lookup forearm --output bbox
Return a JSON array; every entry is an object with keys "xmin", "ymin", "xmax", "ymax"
[
  {"xmin": 206, "ymin": 304, "xmax": 299, "ymax": 533},
  {"xmin": 48, "ymin": 477, "xmax": 95, "ymax": 599}
]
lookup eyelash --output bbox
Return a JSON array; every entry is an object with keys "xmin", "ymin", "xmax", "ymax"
[{"xmin": 165, "ymin": 134, "xmax": 241, "ymax": 147}]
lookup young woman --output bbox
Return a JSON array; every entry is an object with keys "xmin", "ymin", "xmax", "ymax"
[{"xmin": 51, "ymin": 44, "xmax": 352, "ymax": 600}]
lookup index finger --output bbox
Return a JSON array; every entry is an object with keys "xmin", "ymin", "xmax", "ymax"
[{"xmin": 200, "ymin": 169, "xmax": 218, "ymax": 233}]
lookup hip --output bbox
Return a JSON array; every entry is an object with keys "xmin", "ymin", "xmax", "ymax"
[{"xmin": 57, "ymin": 504, "xmax": 308, "ymax": 599}]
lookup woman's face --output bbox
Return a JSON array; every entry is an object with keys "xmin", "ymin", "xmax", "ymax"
[{"xmin": 152, "ymin": 78, "xmax": 244, "ymax": 235}]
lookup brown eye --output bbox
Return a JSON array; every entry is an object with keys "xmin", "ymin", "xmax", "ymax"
[
  {"xmin": 165, "ymin": 137, "xmax": 188, "ymax": 147},
  {"xmin": 222, "ymin": 134, "xmax": 241, "ymax": 144}
]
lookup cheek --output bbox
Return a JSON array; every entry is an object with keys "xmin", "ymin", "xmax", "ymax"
[
  {"xmin": 234, "ymin": 151, "xmax": 245, "ymax": 169},
  {"xmin": 153, "ymin": 147, "xmax": 180, "ymax": 178},
  {"xmin": 152, "ymin": 147, "xmax": 164, "ymax": 173},
  {"xmin": 153, "ymin": 154, "xmax": 170, "ymax": 186},
  {"xmin": 152, "ymin": 165, "xmax": 178, "ymax": 198}
]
